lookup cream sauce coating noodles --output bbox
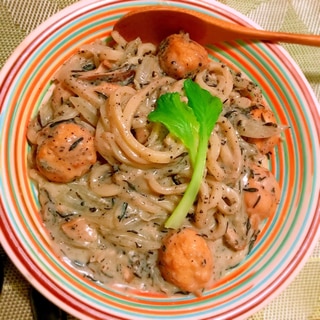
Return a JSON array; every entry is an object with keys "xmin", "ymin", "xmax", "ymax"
[{"xmin": 27, "ymin": 31, "xmax": 284, "ymax": 296}]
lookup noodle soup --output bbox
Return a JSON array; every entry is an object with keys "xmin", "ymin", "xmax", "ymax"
[{"xmin": 27, "ymin": 31, "xmax": 284, "ymax": 296}]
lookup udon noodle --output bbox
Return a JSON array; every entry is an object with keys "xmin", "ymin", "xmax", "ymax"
[{"xmin": 27, "ymin": 31, "xmax": 284, "ymax": 296}]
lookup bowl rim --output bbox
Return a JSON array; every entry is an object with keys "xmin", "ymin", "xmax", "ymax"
[{"xmin": 0, "ymin": 0, "xmax": 320, "ymax": 319}]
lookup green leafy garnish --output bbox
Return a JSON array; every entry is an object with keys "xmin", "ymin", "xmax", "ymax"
[
  {"xmin": 147, "ymin": 91, "xmax": 200, "ymax": 166},
  {"xmin": 148, "ymin": 79, "xmax": 223, "ymax": 229}
]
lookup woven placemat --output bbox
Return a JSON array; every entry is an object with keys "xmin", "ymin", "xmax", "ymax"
[
  {"xmin": 0, "ymin": 245, "xmax": 78, "ymax": 320},
  {"xmin": 1, "ymin": 0, "xmax": 319, "ymax": 319}
]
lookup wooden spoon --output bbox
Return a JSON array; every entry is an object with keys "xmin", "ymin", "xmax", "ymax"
[{"xmin": 113, "ymin": 5, "xmax": 320, "ymax": 46}]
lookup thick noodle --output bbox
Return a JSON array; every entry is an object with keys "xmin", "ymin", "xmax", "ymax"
[{"xmin": 27, "ymin": 31, "xmax": 283, "ymax": 296}]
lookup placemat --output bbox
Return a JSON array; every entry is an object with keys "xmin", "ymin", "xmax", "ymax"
[{"xmin": 0, "ymin": 0, "xmax": 319, "ymax": 319}]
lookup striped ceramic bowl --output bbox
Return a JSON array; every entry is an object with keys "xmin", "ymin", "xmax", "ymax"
[{"xmin": 0, "ymin": 0, "xmax": 319, "ymax": 319}]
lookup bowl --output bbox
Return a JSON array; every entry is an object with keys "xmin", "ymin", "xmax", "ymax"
[{"xmin": 0, "ymin": 0, "xmax": 319, "ymax": 319}]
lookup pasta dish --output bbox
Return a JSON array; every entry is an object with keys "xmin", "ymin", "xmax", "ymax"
[{"xmin": 27, "ymin": 31, "xmax": 284, "ymax": 296}]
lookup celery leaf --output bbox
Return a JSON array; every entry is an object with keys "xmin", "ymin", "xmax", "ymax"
[
  {"xmin": 148, "ymin": 79, "xmax": 223, "ymax": 229},
  {"xmin": 148, "ymin": 92, "xmax": 199, "ymax": 165}
]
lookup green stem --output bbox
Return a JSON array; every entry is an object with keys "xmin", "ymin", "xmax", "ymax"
[{"xmin": 164, "ymin": 137, "xmax": 207, "ymax": 229}]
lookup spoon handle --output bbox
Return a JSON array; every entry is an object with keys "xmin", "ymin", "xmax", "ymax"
[
  {"xmin": 215, "ymin": 20, "xmax": 320, "ymax": 46},
  {"xmin": 114, "ymin": 6, "xmax": 320, "ymax": 46}
]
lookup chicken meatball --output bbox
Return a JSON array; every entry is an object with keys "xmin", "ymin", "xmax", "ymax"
[
  {"xmin": 158, "ymin": 32, "xmax": 210, "ymax": 79},
  {"xmin": 36, "ymin": 121, "xmax": 97, "ymax": 183},
  {"xmin": 159, "ymin": 228, "xmax": 214, "ymax": 296}
]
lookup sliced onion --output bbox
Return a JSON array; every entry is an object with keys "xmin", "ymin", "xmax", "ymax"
[{"xmin": 235, "ymin": 114, "xmax": 288, "ymax": 138}]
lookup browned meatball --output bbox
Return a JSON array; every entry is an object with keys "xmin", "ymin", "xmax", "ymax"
[
  {"xmin": 244, "ymin": 164, "xmax": 281, "ymax": 230},
  {"xmin": 36, "ymin": 122, "xmax": 97, "ymax": 183},
  {"xmin": 158, "ymin": 32, "xmax": 210, "ymax": 79},
  {"xmin": 159, "ymin": 228, "xmax": 214, "ymax": 296}
]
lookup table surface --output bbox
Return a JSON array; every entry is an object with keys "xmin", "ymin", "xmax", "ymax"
[{"xmin": 0, "ymin": 0, "xmax": 319, "ymax": 319}]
